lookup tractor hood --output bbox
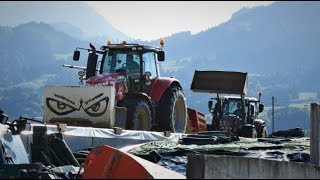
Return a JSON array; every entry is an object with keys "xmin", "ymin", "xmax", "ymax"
[
  {"xmin": 190, "ymin": 70, "xmax": 248, "ymax": 95},
  {"xmin": 86, "ymin": 72, "xmax": 126, "ymax": 86}
]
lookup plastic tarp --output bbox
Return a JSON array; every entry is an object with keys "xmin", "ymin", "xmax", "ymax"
[
  {"xmin": 127, "ymin": 137, "xmax": 310, "ymax": 176},
  {"xmin": 0, "ymin": 124, "xmax": 29, "ymax": 164},
  {"xmin": 19, "ymin": 124, "xmax": 184, "ymax": 157}
]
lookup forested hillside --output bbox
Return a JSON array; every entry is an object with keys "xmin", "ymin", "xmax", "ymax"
[{"xmin": 0, "ymin": 1, "xmax": 319, "ymax": 132}]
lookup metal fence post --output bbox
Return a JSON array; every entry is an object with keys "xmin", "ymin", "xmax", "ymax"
[{"xmin": 310, "ymin": 103, "xmax": 320, "ymax": 166}]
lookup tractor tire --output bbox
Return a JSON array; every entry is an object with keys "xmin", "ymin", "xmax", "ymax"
[
  {"xmin": 126, "ymin": 99, "xmax": 152, "ymax": 131},
  {"xmin": 159, "ymin": 87, "xmax": 187, "ymax": 133},
  {"xmin": 251, "ymin": 128, "xmax": 257, "ymax": 138},
  {"xmin": 259, "ymin": 126, "xmax": 268, "ymax": 138},
  {"xmin": 240, "ymin": 125, "xmax": 257, "ymax": 138}
]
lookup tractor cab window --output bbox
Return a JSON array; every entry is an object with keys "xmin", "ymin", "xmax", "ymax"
[
  {"xmin": 222, "ymin": 99, "xmax": 242, "ymax": 117},
  {"xmin": 249, "ymin": 102, "xmax": 256, "ymax": 117},
  {"xmin": 102, "ymin": 50, "xmax": 140, "ymax": 77},
  {"xmin": 142, "ymin": 52, "xmax": 158, "ymax": 79}
]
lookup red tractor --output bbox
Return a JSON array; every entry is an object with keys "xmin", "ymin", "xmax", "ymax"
[{"xmin": 44, "ymin": 40, "xmax": 188, "ymax": 133}]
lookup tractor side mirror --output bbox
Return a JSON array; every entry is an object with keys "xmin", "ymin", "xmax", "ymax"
[
  {"xmin": 157, "ymin": 51, "xmax": 165, "ymax": 61},
  {"xmin": 73, "ymin": 50, "xmax": 80, "ymax": 61},
  {"xmin": 0, "ymin": 109, "xmax": 8, "ymax": 125},
  {"xmin": 208, "ymin": 100, "xmax": 213, "ymax": 109},
  {"xmin": 259, "ymin": 103, "xmax": 264, "ymax": 113},
  {"xmin": 86, "ymin": 53, "xmax": 98, "ymax": 79}
]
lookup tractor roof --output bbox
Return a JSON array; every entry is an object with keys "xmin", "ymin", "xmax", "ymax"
[
  {"xmin": 101, "ymin": 42, "xmax": 162, "ymax": 52},
  {"xmin": 220, "ymin": 95, "xmax": 259, "ymax": 102}
]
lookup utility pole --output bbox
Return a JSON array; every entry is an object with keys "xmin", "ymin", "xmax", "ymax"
[
  {"xmin": 272, "ymin": 96, "xmax": 275, "ymax": 133},
  {"xmin": 310, "ymin": 103, "xmax": 320, "ymax": 166}
]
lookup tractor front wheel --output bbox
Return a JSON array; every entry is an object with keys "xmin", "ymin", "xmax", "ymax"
[
  {"xmin": 126, "ymin": 100, "xmax": 152, "ymax": 131},
  {"xmin": 159, "ymin": 87, "xmax": 187, "ymax": 133},
  {"xmin": 240, "ymin": 125, "xmax": 257, "ymax": 138},
  {"xmin": 259, "ymin": 126, "xmax": 268, "ymax": 138}
]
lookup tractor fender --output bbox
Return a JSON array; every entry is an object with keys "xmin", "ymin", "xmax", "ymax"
[
  {"xmin": 253, "ymin": 119, "xmax": 266, "ymax": 132},
  {"xmin": 124, "ymin": 92, "xmax": 153, "ymax": 109},
  {"xmin": 150, "ymin": 77, "xmax": 182, "ymax": 102}
]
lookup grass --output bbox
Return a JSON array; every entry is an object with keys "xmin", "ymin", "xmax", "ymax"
[{"xmin": 128, "ymin": 137, "xmax": 310, "ymax": 156}]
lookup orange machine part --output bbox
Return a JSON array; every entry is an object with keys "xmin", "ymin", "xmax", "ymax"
[
  {"xmin": 196, "ymin": 110, "xmax": 207, "ymax": 132},
  {"xmin": 187, "ymin": 108, "xmax": 207, "ymax": 134},
  {"xmin": 82, "ymin": 145, "xmax": 153, "ymax": 179}
]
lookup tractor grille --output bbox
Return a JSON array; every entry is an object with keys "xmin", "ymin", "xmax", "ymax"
[{"xmin": 220, "ymin": 116, "xmax": 240, "ymax": 133}]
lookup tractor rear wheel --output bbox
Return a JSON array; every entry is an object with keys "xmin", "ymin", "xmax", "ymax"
[
  {"xmin": 126, "ymin": 100, "xmax": 152, "ymax": 131},
  {"xmin": 159, "ymin": 87, "xmax": 187, "ymax": 133}
]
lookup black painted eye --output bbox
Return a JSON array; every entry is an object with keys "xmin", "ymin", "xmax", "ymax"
[
  {"xmin": 57, "ymin": 102, "xmax": 67, "ymax": 109},
  {"xmin": 46, "ymin": 98, "xmax": 77, "ymax": 115},
  {"xmin": 83, "ymin": 97, "xmax": 109, "ymax": 117}
]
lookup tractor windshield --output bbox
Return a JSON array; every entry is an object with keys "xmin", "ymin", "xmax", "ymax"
[
  {"xmin": 221, "ymin": 99, "xmax": 248, "ymax": 118},
  {"xmin": 101, "ymin": 50, "xmax": 140, "ymax": 77}
]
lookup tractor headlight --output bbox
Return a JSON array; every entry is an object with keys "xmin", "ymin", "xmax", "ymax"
[{"xmin": 78, "ymin": 70, "xmax": 85, "ymax": 77}]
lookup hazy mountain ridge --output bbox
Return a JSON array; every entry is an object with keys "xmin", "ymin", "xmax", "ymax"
[
  {"xmin": 151, "ymin": 1, "xmax": 320, "ymax": 131},
  {"xmin": 0, "ymin": 21, "xmax": 87, "ymax": 117},
  {"xmin": 0, "ymin": 1, "xmax": 132, "ymax": 42},
  {"xmin": 150, "ymin": 1, "xmax": 320, "ymax": 97},
  {"xmin": 0, "ymin": 22, "xmax": 83, "ymax": 86},
  {"xmin": 0, "ymin": 1, "xmax": 319, "ymax": 131}
]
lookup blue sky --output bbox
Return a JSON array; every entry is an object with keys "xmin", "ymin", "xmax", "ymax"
[{"xmin": 87, "ymin": 1, "xmax": 274, "ymax": 41}]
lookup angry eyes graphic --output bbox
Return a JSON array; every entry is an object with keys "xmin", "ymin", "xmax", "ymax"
[
  {"xmin": 46, "ymin": 98, "xmax": 77, "ymax": 115},
  {"xmin": 83, "ymin": 97, "xmax": 109, "ymax": 117},
  {"xmin": 46, "ymin": 94, "xmax": 109, "ymax": 117}
]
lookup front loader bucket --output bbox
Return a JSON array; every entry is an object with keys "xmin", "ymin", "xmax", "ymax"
[{"xmin": 190, "ymin": 70, "xmax": 248, "ymax": 95}]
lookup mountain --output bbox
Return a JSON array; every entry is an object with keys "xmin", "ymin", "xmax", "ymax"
[
  {"xmin": 0, "ymin": 1, "xmax": 132, "ymax": 42},
  {"xmin": 51, "ymin": 22, "xmax": 84, "ymax": 40},
  {"xmin": 142, "ymin": 1, "xmax": 320, "ymax": 131},
  {"xmin": 0, "ymin": 22, "xmax": 83, "ymax": 86},
  {"xmin": 0, "ymin": 1, "xmax": 319, "ymax": 132},
  {"xmin": 159, "ymin": 1, "xmax": 320, "ymax": 71},
  {"xmin": 0, "ymin": 22, "xmax": 88, "ymax": 118},
  {"xmin": 141, "ymin": 1, "xmax": 320, "ymax": 102}
]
